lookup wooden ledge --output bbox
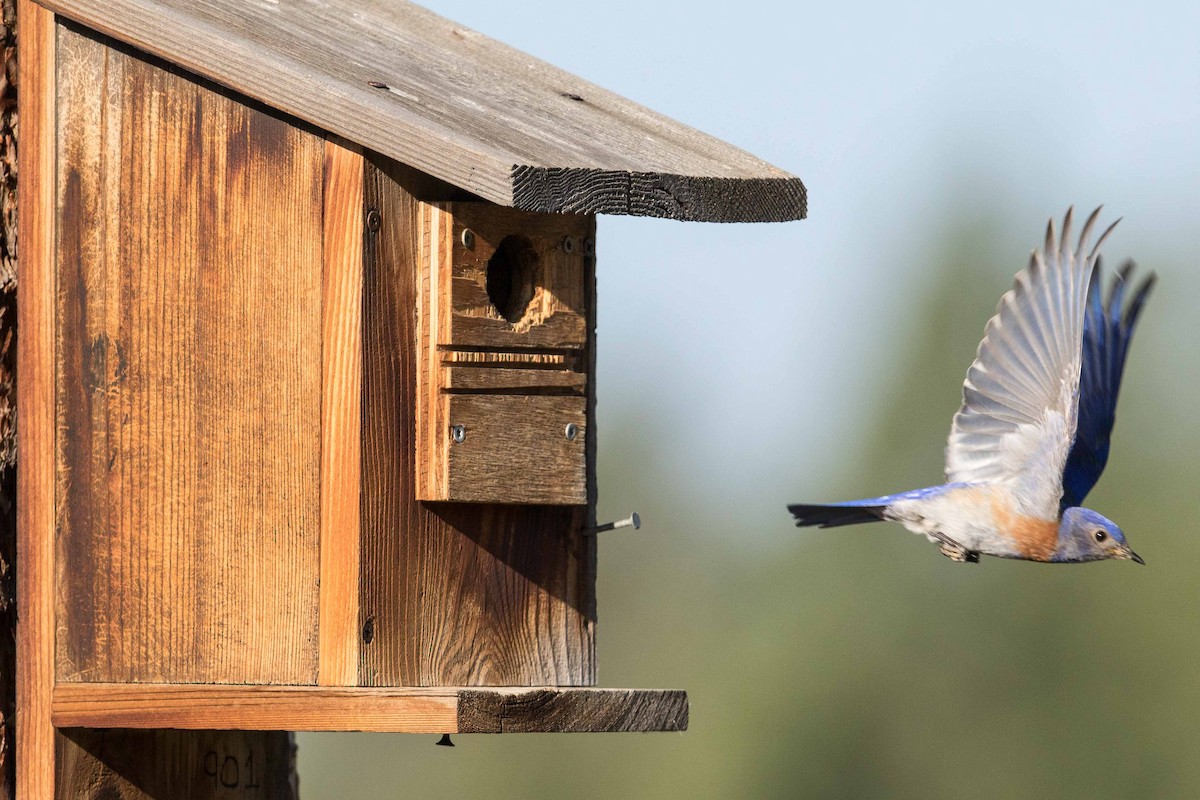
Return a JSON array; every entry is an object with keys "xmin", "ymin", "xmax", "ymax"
[{"xmin": 52, "ymin": 684, "xmax": 688, "ymax": 734}]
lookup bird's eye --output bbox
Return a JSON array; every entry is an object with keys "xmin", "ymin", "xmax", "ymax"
[{"xmin": 1093, "ymin": 529, "xmax": 1108, "ymax": 543}]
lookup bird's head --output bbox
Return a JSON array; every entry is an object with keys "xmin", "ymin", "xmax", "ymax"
[{"xmin": 1055, "ymin": 507, "xmax": 1143, "ymax": 564}]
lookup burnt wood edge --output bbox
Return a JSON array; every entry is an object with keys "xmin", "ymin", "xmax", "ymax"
[
  {"xmin": 457, "ymin": 688, "xmax": 688, "ymax": 734},
  {"xmin": 511, "ymin": 166, "xmax": 807, "ymax": 222}
]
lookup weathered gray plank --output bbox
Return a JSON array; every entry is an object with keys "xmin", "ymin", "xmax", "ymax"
[
  {"xmin": 37, "ymin": 0, "xmax": 806, "ymax": 222},
  {"xmin": 458, "ymin": 688, "xmax": 689, "ymax": 734}
]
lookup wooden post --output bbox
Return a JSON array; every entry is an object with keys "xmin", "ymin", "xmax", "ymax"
[{"xmin": 16, "ymin": 1, "xmax": 57, "ymax": 792}]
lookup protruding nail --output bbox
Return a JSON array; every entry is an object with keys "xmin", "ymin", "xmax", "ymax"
[{"xmin": 585, "ymin": 513, "xmax": 640, "ymax": 536}]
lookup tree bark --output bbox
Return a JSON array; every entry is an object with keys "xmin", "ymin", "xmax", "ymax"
[{"xmin": 1, "ymin": 0, "xmax": 19, "ymax": 793}]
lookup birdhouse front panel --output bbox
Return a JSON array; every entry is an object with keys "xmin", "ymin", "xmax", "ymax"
[
  {"xmin": 357, "ymin": 160, "xmax": 596, "ymax": 687},
  {"xmin": 417, "ymin": 202, "xmax": 593, "ymax": 504}
]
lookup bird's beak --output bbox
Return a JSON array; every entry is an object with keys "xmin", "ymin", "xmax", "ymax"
[{"xmin": 1118, "ymin": 544, "xmax": 1145, "ymax": 565}]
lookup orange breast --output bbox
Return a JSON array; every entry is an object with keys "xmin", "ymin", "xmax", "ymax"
[{"xmin": 990, "ymin": 495, "xmax": 1059, "ymax": 561}]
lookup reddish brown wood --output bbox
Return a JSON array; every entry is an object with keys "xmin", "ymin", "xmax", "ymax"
[
  {"xmin": 359, "ymin": 156, "xmax": 596, "ymax": 687},
  {"xmin": 51, "ymin": 683, "xmax": 686, "ymax": 734},
  {"xmin": 53, "ymin": 684, "xmax": 457, "ymax": 732},
  {"xmin": 15, "ymin": 1, "xmax": 56, "ymax": 794},
  {"xmin": 54, "ymin": 26, "xmax": 323, "ymax": 685},
  {"xmin": 319, "ymin": 138, "xmax": 364, "ymax": 686}
]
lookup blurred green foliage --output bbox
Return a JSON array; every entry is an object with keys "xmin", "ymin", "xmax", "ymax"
[{"xmin": 299, "ymin": 214, "xmax": 1197, "ymax": 799}]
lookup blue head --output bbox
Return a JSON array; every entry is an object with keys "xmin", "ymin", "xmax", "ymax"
[{"xmin": 1054, "ymin": 507, "xmax": 1143, "ymax": 564}]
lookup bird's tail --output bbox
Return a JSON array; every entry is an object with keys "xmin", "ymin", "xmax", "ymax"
[{"xmin": 787, "ymin": 502, "xmax": 887, "ymax": 528}]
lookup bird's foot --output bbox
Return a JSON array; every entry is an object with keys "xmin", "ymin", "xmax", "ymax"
[{"xmin": 935, "ymin": 536, "xmax": 980, "ymax": 563}]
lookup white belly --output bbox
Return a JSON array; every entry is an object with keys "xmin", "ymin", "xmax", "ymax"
[{"xmin": 884, "ymin": 485, "xmax": 1025, "ymax": 559}]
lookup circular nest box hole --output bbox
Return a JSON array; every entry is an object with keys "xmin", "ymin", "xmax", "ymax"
[{"xmin": 486, "ymin": 235, "xmax": 538, "ymax": 323}]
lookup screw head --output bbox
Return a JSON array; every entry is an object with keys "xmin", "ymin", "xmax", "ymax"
[
  {"xmin": 451, "ymin": 424, "xmax": 466, "ymax": 444},
  {"xmin": 583, "ymin": 237, "xmax": 596, "ymax": 256},
  {"xmin": 366, "ymin": 208, "xmax": 382, "ymax": 232},
  {"xmin": 564, "ymin": 423, "xmax": 578, "ymax": 441},
  {"xmin": 461, "ymin": 229, "xmax": 475, "ymax": 249},
  {"xmin": 560, "ymin": 236, "xmax": 577, "ymax": 254}
]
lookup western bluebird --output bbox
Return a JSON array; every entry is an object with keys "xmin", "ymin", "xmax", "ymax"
[{"xmin": 789, "ymin": 208, "xmax": 1154, "ymax": 564}]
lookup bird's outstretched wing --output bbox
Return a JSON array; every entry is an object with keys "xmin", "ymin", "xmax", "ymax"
[
  {"xmin": 944, "ymin": 208, "xmax": 1118, "ymax": 519},
  {"xmin": 1058, "ymin": 262, "xmax": 1154, "ymax": 509}
]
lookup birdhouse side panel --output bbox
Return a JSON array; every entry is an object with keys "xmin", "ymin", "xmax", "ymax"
[
  {"xmin": 54, "ymin": 27, "xmax": 324, "ymax": 684},
  {"xmin": 358, "ymin": 157, "xmax": 596, "ymax": 687}
]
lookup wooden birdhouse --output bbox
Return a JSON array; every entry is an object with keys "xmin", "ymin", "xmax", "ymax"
[{"xmin": 16, "ymin": 0, "xmax": 805, "ymax": 794}]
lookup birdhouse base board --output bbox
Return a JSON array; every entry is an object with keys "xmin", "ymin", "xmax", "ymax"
[{"xmin": 51, "ymin": 684, "xmax": 688, "ymax": 734}]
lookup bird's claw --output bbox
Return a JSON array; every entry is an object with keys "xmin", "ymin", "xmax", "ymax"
[{"xmin": 935, "ymin": 536, "xmax": 979, "ymax": 563}]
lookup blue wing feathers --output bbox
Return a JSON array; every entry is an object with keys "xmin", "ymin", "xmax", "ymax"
[{"xmin": 1060, "ymin": 261, "xmax": 1154, "ymax": 509}]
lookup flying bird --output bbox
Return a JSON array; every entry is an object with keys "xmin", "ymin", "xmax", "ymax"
[{"xmin": 788, "ymin": 208, "xmax": 1154, "ymax": 564}]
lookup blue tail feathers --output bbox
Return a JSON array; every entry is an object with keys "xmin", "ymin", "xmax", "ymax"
[{"xmin": 788, "ymin": 484, "xmax": 964, "ymax": 529}]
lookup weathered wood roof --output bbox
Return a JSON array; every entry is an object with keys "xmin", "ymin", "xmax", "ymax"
[{"xmin": 37, "ymin": 0, "xmax": 806, "ymax": 222}]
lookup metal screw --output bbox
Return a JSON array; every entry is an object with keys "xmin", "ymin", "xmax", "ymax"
[
  {"xmin": 565, "ymin": 423, "xmax": 578, "ymax": 441},
  {"xmin": 461, "ymin": 228, "xmax": 475, "ymax": 249},
  {"xmin": 366, "ymin": 208, "xmax": 382, "ymax": 232},
  {"xmin": 561, "ymin": 236, "xmax": 576, "ymax": 254},
  {"xmin": 585, "ymin": 513, "xmax": 641, "ymax": 536},
  {"xmin": 451, "ymin": 424, "xmax": 466, "ymax": 444},
  {"xmin": 583, "ymin": 237, "xmax": 596, "ymax": 256}
]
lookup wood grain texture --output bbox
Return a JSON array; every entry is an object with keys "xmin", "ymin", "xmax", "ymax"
[
  {"xmin": 54, "ymin": 26, "xmax": 323, "ymax": 684},
  {"xmin": 52, "ymin": 683, "xmax": 686, "ymax": 733},
  {"xmin": 54, "ymin": 684, "xmax": 456, "ymax": 732},
  {"xmin": 34, "ymin": 0, "xmax": 806, "ymax": 222},
  {"xmin": 318, "ymin": 139, "xmax": 363, "ymax": 686},
  {"xmin": 56, "ymin": 729, "xmax": 297, "ymax": 799},
  {"xmin": 417, "ymin": 201, "xmax": 592, "ymax": 503},
  {"xmin": 443, "ymin": 394, "xmax": 586, "ymax": 505},
  {"xmin": 361, "ymin": 156, "xmax": 595, "ymax": 687},
  {"xmin": 510, "ymin": 166, "xmax": 807, "ymax": 222},
  {"xmin": 429, "ymin": 202, "xmax": 592, "ymax": 350},
  {"xmin": 458, "ymin": 688, "xmax": 688, "ymax": 734},
  {"xmin": 15, "ymin": 2, "xmax": 57, "ymax": 795},
  {"xmin": 442, "ymin": 365, "xmax": 586, "ymax": 393}
]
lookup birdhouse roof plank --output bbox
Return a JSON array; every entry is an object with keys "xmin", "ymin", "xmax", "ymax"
[{"xmin": 38, "ymin": 0, "xmax": 806, "ymax": 222}]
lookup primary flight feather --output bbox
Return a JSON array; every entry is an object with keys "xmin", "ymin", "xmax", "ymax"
[{"xmin": 788, "ymin": 208, "xmax": 1154, "ymax": 564}]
